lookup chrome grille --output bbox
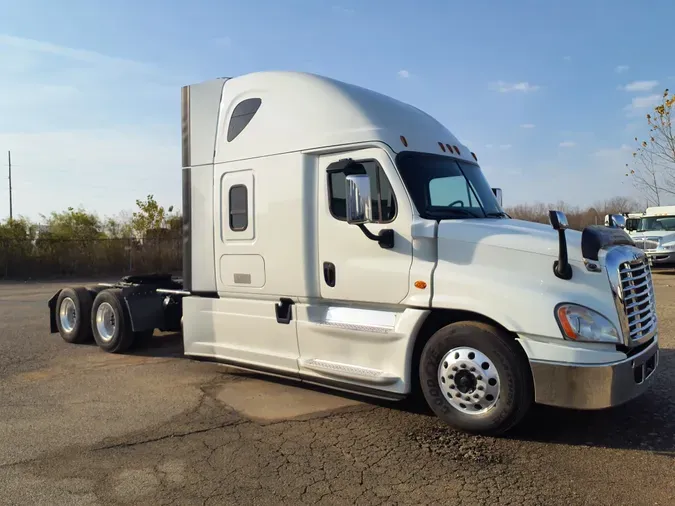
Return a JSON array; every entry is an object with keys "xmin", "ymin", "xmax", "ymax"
[
  {"xmin": 619, "ymin": 257, "xmax": 657, "ymax": 343},
  {"xmin": 634, "ymin": 237, "xmax": 659, "ymax": 250}
]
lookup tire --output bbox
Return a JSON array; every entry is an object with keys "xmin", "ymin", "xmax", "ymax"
[
  {"xmin": 55, "ymin": 287, "xmax": 94, "ymax": 344},
  {"xmin": 91, "ymin": 289, "xmax": 136, "ymax": 353},
  {"xmin": 419, "ymin": 321, "xmax": 533, "ymax": 436}
]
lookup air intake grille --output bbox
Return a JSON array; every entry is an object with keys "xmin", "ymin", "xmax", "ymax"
[
  {"xmin": 619, "ymin": 257, "xmax": 657, "ymax": 342},
  {"xmin": 634, "ymin": 237, "xmax": 660, "ymax": 251}
]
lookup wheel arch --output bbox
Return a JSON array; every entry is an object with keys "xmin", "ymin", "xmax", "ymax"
[{"xmin": 407, "ymin": 308, "xmax": 522, "ymax": 397}]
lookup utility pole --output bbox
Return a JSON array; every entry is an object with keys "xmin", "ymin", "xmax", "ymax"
[{"xmin": 7, "ymin": 151, "xmax": 12, "ymax": 221}]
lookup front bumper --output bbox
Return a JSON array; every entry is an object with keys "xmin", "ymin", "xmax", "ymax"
[
  {"xmin": 645, "ymin": 250, "xmax": 675, "ymax": 265},
  {"xmin": 529, "ymin": 339, "xmax": 659, "ymax": 410}
]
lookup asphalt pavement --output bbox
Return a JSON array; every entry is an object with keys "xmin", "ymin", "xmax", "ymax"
[{"xmin": 1, "ymin": 278, "xmax": 674, "ymax": 505}]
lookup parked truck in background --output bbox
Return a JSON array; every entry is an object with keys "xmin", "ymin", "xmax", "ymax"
[
  {"xmin": 629, "ymin": 205, "xmax": 675, "ymax": 267},
  {"xmin": 606, "ymin": 212, "xmax": 643, "ymax": 236},
  {"xmin": 48, "ymin": 71, "xmax": 659, "ymax": 435}
]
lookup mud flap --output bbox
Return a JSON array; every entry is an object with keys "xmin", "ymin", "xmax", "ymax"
[{"xmin": 47, "ymin": 290, "xmax": 61, "ymax": 334}]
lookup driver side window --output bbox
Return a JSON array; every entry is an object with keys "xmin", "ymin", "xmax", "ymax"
[
  {"xmin": 429, "ymin": 176, "xmax": 474, "ymax": 207},
  {"xmin": 328, "ymin": 160, "xmax": 397, "ymax": 223}
]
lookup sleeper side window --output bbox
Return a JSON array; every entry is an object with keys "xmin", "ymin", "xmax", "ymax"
[
  {"xmin": 227, "ymin": 98, "xmax": 262, "ymax": 142},
  {"xmin": 229, "ymin": 184, "xmax": 248, "ymax": 231},
  {"xmin": 327, "ymin": 160, "xmax": 397, "ymax": 223}
]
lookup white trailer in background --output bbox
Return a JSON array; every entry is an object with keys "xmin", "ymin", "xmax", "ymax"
[{"xmin": 48, "ymin": 71, "xmax": 659, "ymax": 435}]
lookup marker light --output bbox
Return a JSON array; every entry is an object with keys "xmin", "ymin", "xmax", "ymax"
[
  {"xmin": 438, "ymin": 142, "xmax": 446, "ymax": 152},
  {"xmin": 400, "ymin": 135, "xmax": 408, "ymax": 147}
]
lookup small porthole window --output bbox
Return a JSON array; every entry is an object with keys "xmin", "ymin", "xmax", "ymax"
[
  {"xmin": 229, "ymin": 184, "xmax": 248, "ymax": 231},
  {"xmin": 227, "ymin": 98, "xmax": 262, "ymax": 142}
]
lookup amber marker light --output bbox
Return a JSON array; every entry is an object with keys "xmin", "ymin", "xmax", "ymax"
[{"xmin": 414, "ymin": 280, "xmax": 427, "ymax": 289}]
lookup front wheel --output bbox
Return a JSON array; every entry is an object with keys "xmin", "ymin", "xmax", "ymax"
[{"xmin": 419, "ymin": 321, "xmax": 533, "ymax": 436}]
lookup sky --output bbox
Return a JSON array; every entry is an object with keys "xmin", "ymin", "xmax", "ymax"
[{"xmin": 1, "ymin": 0, "xmax": 674, "ymax": 222}]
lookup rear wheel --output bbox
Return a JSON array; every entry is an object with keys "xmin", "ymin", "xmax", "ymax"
[
  {"xmin": 55, "ymin": 287, "xmax": 94, "ymax": 344},
  {"xmin": 419, "ymin": 321, "xmax": 533, "ymax": 436},
  {"xmin": 91, "ymin": 289, "xmax": 136, "ymax": 353}
]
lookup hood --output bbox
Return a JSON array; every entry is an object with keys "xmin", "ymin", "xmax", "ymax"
[{"xmin": 436, "ymin": 218, "xmax": 583, "ymax": 261}]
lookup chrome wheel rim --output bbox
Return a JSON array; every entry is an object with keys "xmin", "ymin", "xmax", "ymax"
[
  {"xmin": 59, "ymin": 297, "xmax": 77, "ymax": 332},
  {"xmin": 437, "ymin": 346, "xmax": 501, "ymax": 415},
  {"xmin": 95, "ymin": 302, "xmax": 116, "ymax": 342}
]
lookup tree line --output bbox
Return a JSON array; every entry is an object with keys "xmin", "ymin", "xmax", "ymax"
[
  {"xmin": 0, "ymin": 195, "xmax": 182, "ymax": 279},
  {"xmin": 504, "ymin": 196, "xmax": 641, "ymax": 230}
]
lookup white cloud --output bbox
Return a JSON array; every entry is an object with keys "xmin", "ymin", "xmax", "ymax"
[
  {"xmin": 499, "ymin": 144, "xmax": 512, "ymax": 150},
  {"xmin": 397, "ymin": 70, "xmax": 410, "ymax": 79},
  {"xmin": 332, "ymin": 5, "xmax": 355, "ymax": 14},
  {"xmin": 563, "ymin": 56, "xmax": 572, "ymax": 61},
  {"xmin": 485, "ymin": 144, "xmax": 494, "ymax": 149},
  {"xmin": 520, "ymin": 123, "xmax": 536, "ymax": 129},
  {"xmin": 0, "ymin": 34, "xmax": 154, "ymax": 74},
  {"xmin": 559, "ymin": 141, "xmax": 576, "ymax": 148},
  {"xmin": 594, "ymin": 144, "xmax": 632, "ymax": 157},
  {"xmin": 624, "ymin": 94, "xmax": 662, "ymax": 115},
  {"xmin": 490, "ymin": 81, "xmax": 541, "ymax": 93},
  {"xmin": 620, "ymin": 80, "xmax": 659, "ymax": 92},
  {"xmin": 0, "ymin": 127, "xmax": 180, "ymax": 221},
  {"xmin": 615, "ymin": 65, "xmax": 630, "ymax": 73},
  {"xmin": 0, "ymin": 34, "xmax": 183, "ymax": 220}
]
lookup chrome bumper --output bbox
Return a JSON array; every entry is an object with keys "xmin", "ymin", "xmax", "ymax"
[
  {"xmin": 645, "ymin": 250, "xmax": 675, "ymax": 265},
  {"xmin": 529, "ymin": 339, "xmax": 659, "ymax": 410}
]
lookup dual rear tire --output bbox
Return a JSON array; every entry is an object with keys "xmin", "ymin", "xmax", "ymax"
[{"xmin": 54, "ymin": 287, "xmax": 153, "ymax": 353}]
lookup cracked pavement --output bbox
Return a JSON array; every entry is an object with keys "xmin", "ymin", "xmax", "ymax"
[{"xmin": 1, "ymin": 278, "xmax": 675, "ymax": 505}]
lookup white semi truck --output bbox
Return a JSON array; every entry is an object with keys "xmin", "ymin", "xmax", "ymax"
[
  {"xmin": 630, "ymin": 205, "xmax": 675, "ymax": 266},
  {"xmin": 605, "ymin": 212, "xmax": 643, "ymax": 236},
  {"xmin": 48, "ymin": 71, "xmax": 659, "ymax": 435}
]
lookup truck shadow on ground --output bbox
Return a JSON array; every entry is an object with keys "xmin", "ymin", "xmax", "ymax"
[{"xmin": 129, "ymin": 333, "xmax": 675, "ymax": 456}]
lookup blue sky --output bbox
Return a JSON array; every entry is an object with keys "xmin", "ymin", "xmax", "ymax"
[{"xmin": 1, "ymin": 0, "xmax": 673, "ymax": 221}]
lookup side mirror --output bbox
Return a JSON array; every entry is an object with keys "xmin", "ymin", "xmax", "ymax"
[
  {"xmin": 608, "ymin": 214, "xmax": 626, "ymax": 229},
  {"xmin": 549, "ymin": 210, "xmax": 569, "ymax": 231},
  {"xmin": 491, "ymin": 188, "xmax": 503, "ymax": 207},
  {"xmin": 345, "ymin": 174, "xmax": 372, "ymax": 225},
  {"xmin": 548, "ymin": 210, "xmax": 572, "ymax": 280}
]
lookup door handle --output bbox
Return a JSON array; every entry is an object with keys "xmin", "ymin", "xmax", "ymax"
[{"xmin": 323, "ymin": 262, "xmax": 336, "ymax": 287}]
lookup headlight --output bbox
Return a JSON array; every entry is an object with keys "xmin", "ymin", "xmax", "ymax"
[{"xmin": 555, "ymin": 304, "xmax": 621, "ymax": 344}]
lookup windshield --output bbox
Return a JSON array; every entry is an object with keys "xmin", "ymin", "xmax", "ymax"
[
  {"xmin": 637, "ymin": 215, "xmax": 675, "ymax": 232},
  {"xmin": 625, "ymin": 218, "xmax": 639, "ymax": 231},
  {"xmin": 395, "ymin": 151, "xmax": 505, "ymax": 219}
]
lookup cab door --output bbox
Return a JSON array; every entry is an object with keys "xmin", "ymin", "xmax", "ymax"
[{"xmin": 317, "ymin": 147, "xmax": 413, "ymax": 304}]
